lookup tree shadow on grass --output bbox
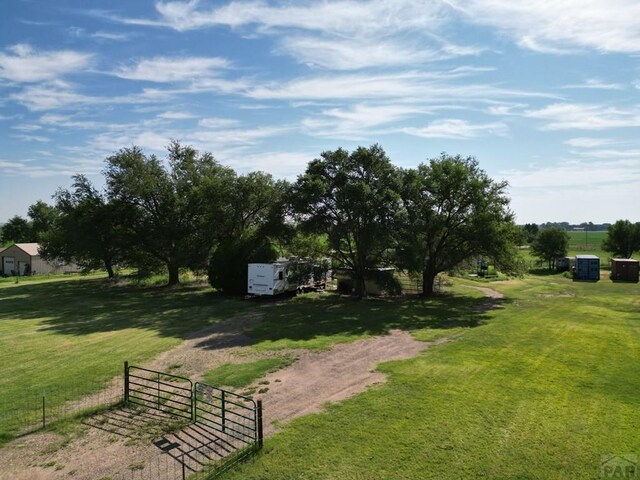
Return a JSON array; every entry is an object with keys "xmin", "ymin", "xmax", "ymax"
[
  {"xmin": 0, "ymin": 278, "xmax": 509, "ymax": 350},
  {"xmin": 0, "ymin": 278, "xmax": 247, "ymax": 340},
  {"xmin": 244, "ymin": 292, "xmax": 507, "ymax": 348}
]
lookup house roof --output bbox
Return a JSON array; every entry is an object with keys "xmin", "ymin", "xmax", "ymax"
[{"xmin": 13, "ymin": 243, "xmax": 41, "ymax": 256}]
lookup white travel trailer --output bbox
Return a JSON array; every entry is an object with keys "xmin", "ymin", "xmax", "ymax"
[
  {"xmin": 247, "ymin": 258, "xmax": 332, "ymax": 296},
  {"xmin": 247, "ymin": 261, "xmax": 297, "ymax": 296}
]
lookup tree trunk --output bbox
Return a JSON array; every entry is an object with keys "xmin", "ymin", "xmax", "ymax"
[
  {"xmin": 104, "ymin": 259, "xmax": 115, "ymax": 279},
  {"xmin": 167, "ymin": 260, "xmax": 180, "ymax": 286},
  {"xmin": 422, "ymin": 267, "xmax": 437, "ymax": 297},
  {"xmin": 354, "ymin": 270, "xmax": 367, "ymax": 298}
]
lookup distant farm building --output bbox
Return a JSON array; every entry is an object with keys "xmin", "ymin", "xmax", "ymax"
[
  {"xmin": 574, "ymin": 255, "xmax": 600, "ymax": 281},
  {"xmin": 0, "ymin": 243, "xmax": 80, "ymax": 276},
  {"xmin": 610, "ymin": 259, "xmax": 639, "ymax": 283}
]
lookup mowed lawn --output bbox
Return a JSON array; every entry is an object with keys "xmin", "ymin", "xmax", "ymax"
[
  {"xmin": 224, "ymin": 276, "xmax": 640, "ymax": 480},
  {"xmin": 0, "ymin": 275, "xmax": 246, "ymax": 434}
]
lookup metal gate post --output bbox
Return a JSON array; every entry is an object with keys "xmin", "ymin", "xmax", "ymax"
[
  {"xmin": 124, "ymin": 361, "xmax": 129, "ymax": 404},
  {"xmin": 221, "ymin": 390, "xmax": 226, "ymax": 433},
  {"xmin": 257, "ymin": 400, "xmax": 263, "ymax": 449}
]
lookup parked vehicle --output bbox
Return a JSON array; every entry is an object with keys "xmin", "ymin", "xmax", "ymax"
[{"xmin": 247, "ymin": 258, "xmax": 331, "ymax": 296}]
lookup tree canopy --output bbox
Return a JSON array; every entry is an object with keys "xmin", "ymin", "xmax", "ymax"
[
  {"xmin": 290, "ymin": 144, "xmax": 401, "ymax": 297},
  {"xmin": 398, "ymin": 154, "xmax": 522, "ymax": 295},
  {"xmin": 40, "ymin": 175, "xmax": 126, "ymax": 279},
  {"xmin": 602, "ymin": 220, "xmax": 640, "ymax": 258},
  {"xmin": 530, "ymin": 227, "xmax": 569, "ymax": 270},
  {"xmin": 105, "ymin": 141, "xmax": 236, "ymax": 285}
]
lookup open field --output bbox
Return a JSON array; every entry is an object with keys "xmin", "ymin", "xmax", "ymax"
[
  {"xmin": 519, "ymin": 230, "xmax": 611, "ymax": 269},
  {"xmin": 1, "ymin": 272, "xmax": 639, "ymax": 479}
]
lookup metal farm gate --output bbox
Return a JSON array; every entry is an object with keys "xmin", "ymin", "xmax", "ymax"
[
  {"xmin": 123, "ymin": 362, "xmax": 263, "ymax": 478},
  {"xmin": 194, "ymin": 382, "xmax": 263, "ymax": 450},
  {"xmin": 125, "ymin": 363, "xmax": 194, "ymax": 421}
]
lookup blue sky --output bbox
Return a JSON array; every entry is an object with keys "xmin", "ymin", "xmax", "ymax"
[{"xmin": 1, "ymin": 0, "xmax": 639, "ymax": 224}]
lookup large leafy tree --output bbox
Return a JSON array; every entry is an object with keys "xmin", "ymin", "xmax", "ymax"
[
  {"xmin": 208, "ymin": 171, "xmax": 288, "ymax": 294},
  {"xmin": 530, "ymin": 227, "xmax": 569, "ymax": 270},
  {"xmin": 398, "ymin": 154, "xmax": 522, "ymax": 296},
  {"xmin": 290, "ymin": 144, "xmax": 401, "ymax": 297},
  {"xmin": 28, "ymin": 201, "xmax": 58, "ymax": 242},
  {"xmin": 40, "ymin": 175, "xmax": 127, "ymax": 279},
  {"xmin": 602, "ymin": 219, "xmax": 640, "ymax": 258},
  {"xmin": 105, "ymin": 142, "xmax": 235, "ymax": 286},
  {"xmin": 1, "ymin": 215, "xmax": 33, "ymax": 243}
]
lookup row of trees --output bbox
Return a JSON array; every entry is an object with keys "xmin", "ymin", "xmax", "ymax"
[{"xmin": 5, "ymin": 142, "xmax": 524, "ymax": 296}]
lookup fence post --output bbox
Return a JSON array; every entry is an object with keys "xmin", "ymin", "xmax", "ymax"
[
  {"xmin": 124, "ymin": 361, "xmax": 129, "ymax": 404},
  {"xmin": 256, "ymin": 400, "xmax": 263, "ymax": 449},
  {"xmin": 42, "ymin": 392, "xmax": 46, "ymax": 429},
  {"xmin": 181, "ymin": 452, "xmax": 186, "ymax": 480},
  {"xmin": 221, "ymin": 390, "xmax": 226, "ymax": 433}
]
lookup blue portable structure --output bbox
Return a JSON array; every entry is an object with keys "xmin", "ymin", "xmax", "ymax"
[{"xmin": 575, "ymin": 255, "xmax": 600, "ymax": 281}]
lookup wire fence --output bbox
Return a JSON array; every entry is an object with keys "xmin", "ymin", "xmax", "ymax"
[
  {"xmin": 0, "ymin": 377, "xmax": 124, "ymax": 438},
  {"xmin": 0, "ymin": 366, "xmax": 261, "ymax": 480}
]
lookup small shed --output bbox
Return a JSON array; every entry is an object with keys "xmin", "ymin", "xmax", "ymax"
[
  {"xmin": 336, "ymin": 268, "xmax": 396, "ymax": 295},
  {"xmin": 574, "ymin": 255, "xmax": 600, "ymax": 281},
  {"xmin": 610, "ymin": 258, "xmax": 639, "ymax": 283},
  {"xmin": 0, "ymin": 243, "xmax": 80, "ymax": 276},
  {"xmin": 556, "ymin": 257, "xmax": 574, "ymax": 272}
]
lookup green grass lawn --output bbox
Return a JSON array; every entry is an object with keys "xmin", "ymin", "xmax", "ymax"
[
  {"xmin": 203, "ymin": 357, "xmax": 293, "ymax": 389},
  {"xmin": 2, "ymin": 271, "xmax": 639, "ymax": 479},
  {"xmin": 0, "ymin": 274, "xmax": 247, "ymax": 436},
  {"xmin": 223, "ymin": 276, "xmax": 640, "ymax": 480}
]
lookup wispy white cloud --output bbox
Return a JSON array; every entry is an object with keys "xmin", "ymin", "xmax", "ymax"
[
  {"xmin": 12, "ymin": 124, "xmax": 42, "ymax": 132},
  {"xmin": 113, "ymin": 56, "xmax": 230, "ymax": 82},
  {"xmin": 403, "ymin": 118, "xmax": 508, "ymax": 139},
  {"xmin": 10, "ymin": 81, "xmax": 94, "ymax": 111},
  {"xmin": 11, "ymin": 134, "xmax": 51, "ymax": 143},
  {"xmin": 0, "ymin": 44, "xmax": 91, "ymax": 83},
  {"xmin": 524, "ymin": 103, "xmax": 640, "ymax": 130},
  {"xmin": 302, "ymin": 103, "xmax": 424, "ymax": 139},
  {"xmin": 108, "ymin": 1, "xmax": 481, "ymax": 70},
  {"xmin": 157, "ymin": 111, "xmax": 197, "ymax": 120},
  {"xmin": 11, "ymin": 80, "xmax": 178, "ymax": 112},
  {"xmin": 246, "ymin": 70, "xmax": 553, "ymax": 101},
  {"xmin": 504, "ymin": 158, "xmax": 640, "ymax": 189},
  {"xmin": 198, "ymin": 117, "xmax": 240, "ymax": 129},
  {"xmin": 126, "ymin": 0, "xmax": 446, "ymax": 34},
  {"xmin": 277, "ymin": 36, "xmax": 481, "ymax": 70},
  {"xmin": 561, "ymin": 79, "xmax": 624, "ymax": 90},
  {"xmin": 448, "ymin": 0, "xmax": 640, "ymax": 54},
  {"xmin": 92, "ymin": 31, "xmax": 131, "ymax": 41},
  {"xmin": 564, "ymin": 137, "xmax": 616, "ymax": 148}
]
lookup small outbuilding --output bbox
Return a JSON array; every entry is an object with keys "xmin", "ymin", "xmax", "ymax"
[
  {"xmin": 610, "ymin": 258, "xmax": 639, "ymax": 283},
  {"xmin": 556, "ymin": 257, "xmax": 574, "ymax": 272},
  {"xmin": 0, "ymin": 243, "xmax": 80, "ymax": 276},
  {"xmin": 574, "ymin": 255, "xmax": 600, "ymax": 281}
]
